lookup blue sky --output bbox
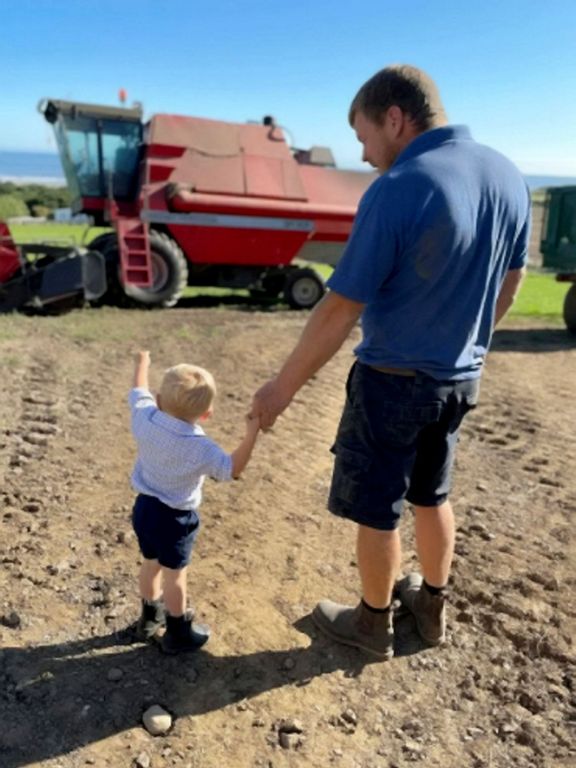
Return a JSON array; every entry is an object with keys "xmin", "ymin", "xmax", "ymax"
[{"xmin": 2, "ymin": 0, "xmax": 575, "ymax": 174}]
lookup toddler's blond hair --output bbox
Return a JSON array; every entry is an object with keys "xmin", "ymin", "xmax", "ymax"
[{"xmin": 159, "ymin": 364, "xmax": 216, "ymax": 422}]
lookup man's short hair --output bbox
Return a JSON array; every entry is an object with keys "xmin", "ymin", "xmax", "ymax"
[
  {"xmin": 349, "ymin": 65, "xmax": 447, "ymax": 131},
  {"xmin": 159, "ymin": 364, "xmax": 216, "ymax": 422}
]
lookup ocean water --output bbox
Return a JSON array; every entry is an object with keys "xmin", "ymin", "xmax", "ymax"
[
  {"xmin": 1, "ymin": 149, "xmax": 576, "ymax": 190},
  {"xmin": 0, "ymin": 150, "xmax": 65, "ymax": 184}
]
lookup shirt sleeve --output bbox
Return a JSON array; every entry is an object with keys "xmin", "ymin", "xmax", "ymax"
[
  {"xmin": 327, "ymin": 180, "xmax": 399, "ymax": 303},
  {"xmin": 509, "ymin": 200, "xmax": 532, "ymax": 270},
  {"xmin": 128, "ymin": 387, "xmax": 157, "ymax": 436},
  {"xmin": 195, "ymin": 439, "xmax": 233, "ymax": 482}
]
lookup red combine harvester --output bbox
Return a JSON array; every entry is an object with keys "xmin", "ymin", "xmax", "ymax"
[{"xmin": 0, "ymin": 99, "xmax": 376, "ymax": 313}]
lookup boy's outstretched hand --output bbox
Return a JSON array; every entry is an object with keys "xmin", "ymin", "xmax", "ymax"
[{"xmin": 133, "ymin": 350, "xmax": 151, "ymax": 389}]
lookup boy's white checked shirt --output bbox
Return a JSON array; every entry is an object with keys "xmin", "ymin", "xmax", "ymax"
[{"xmin": 129, "ymin": 388, "xmax": 232, "ymax": 510}]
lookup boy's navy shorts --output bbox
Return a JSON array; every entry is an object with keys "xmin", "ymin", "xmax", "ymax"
[
  {"xmin": 328, "ymin": 362, "xmax": 480, "ymax": 531},
  {"xmin": 132, "ymin": 494, "xmax": 200, "ymax": 570}
]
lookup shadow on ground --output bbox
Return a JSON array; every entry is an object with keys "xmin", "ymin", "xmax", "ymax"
[
  {"xmin": 0, "ymin": 613, "xmax": 424, "ymax": 767},
  {"xmin": 491, "ymin": 326, "xmax": 574, "ymax": 352}
]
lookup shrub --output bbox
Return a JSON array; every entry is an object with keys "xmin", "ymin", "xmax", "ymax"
[
  {"xmin": 0, "ymin": 194, "xmax": 29, "ymax": 220},
  {"xmin": 30, "ymin": 204, "xmax": 52, "ymax": 219}
]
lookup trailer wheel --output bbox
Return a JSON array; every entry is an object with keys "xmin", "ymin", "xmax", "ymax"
[
  {"xmin": 563, "ymin": 283, "xmax": 576, "ymax": 335},
  {"xmin": 283, "ymin": 268, "xmax": 325, "ymax": 309},
  {"xmin": 123, "ymin": 231, "xmax": 188, "ymax": 308}
]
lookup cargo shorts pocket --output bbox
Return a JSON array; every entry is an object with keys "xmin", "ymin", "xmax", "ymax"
[{"xmin": 330, "ymin": 444, "xmax": 372, "ymax": 506}]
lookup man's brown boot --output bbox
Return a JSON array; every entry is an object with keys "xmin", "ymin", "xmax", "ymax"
[
  {"xmin": 312, "ymin": 599, "xmax": 393, "ymax": 659},
  {"xmin": 396, "ymin": 573, "xmax": 446, "ymax": 645}
]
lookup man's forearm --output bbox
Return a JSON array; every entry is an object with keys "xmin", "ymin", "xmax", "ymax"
[
  {"xmin": 275, "ymin": 291, "xmax": 364, "ymax": 399},
  {"xmin": 495, "ymin": 267, "xmax": 526, "ymax": 326},
  {"xmin": 252, "ymin": 291, "xmax": 364, "ymax": 428}
]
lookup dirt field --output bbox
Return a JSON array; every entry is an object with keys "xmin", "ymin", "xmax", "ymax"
[{"xmin": 0, "ymin": 303, "xmax": 574, "ymax": 768}]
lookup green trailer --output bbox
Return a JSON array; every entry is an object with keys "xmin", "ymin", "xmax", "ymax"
[{"xmin": 540, "ymin": 185, "xmax": 576, "ymax": 333}]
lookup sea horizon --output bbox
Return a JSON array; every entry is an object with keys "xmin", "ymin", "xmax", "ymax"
[{"xmin": 1, "ymin": 148, "xmax": 576, "ymax": 191}]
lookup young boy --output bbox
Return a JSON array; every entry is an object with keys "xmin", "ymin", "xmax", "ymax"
[{"xmin": 129, "ymin": 350, "xmax": 260, "ymax": 654}]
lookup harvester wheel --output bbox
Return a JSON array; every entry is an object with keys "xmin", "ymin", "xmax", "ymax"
[
  {"xmin": 563, "ymin": 283, "xmax": 576, "ymax": 335},
  {"xmin": 124, "ymin": 231, "xmax": 187, "ymax": 308},
  {"xmin": 283, "ymin": 267, "xmax": 325, "ymax": 309}
]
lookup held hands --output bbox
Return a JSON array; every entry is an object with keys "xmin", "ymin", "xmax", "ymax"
[
  {"xmin": 245, "ymin": 412, "xmax": 260, "ymax": 435},
  {"xmin": 250, "ymin": 377, "xmax": 293, "ymax": 431}
]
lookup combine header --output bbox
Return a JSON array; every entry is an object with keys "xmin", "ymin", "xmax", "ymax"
[
  {"xmin": 2, "ymin": 98, "xmax": 374, "ymax": 311},
  {"xmin": 0, "ymin": 220, "xmax": 105, "ymax": 313}
]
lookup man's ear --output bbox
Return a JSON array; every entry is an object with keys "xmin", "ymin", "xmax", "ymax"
[{"xmin": 386, "ymin": 105, "xmax": 404, "ymax": 134}]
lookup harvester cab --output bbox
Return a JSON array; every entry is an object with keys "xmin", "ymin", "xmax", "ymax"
[
  {"xmin": 32, "ymin": 98, "xmax": 375, "ymax": 310},
  {"xmin": 38, "ymin": 99, "xmax": 143, "ymax": 220}
]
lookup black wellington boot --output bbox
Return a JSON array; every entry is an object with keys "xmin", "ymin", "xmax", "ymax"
[
  {"xmin": 161, "ymin": 613, "xmax": 211, "ymax": 655},
  {"xmin": 136, "ymin": 599, "xmax": 166, "ymax": 641}
]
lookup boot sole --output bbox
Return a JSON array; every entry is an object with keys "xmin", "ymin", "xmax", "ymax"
[
  {"xmin": 311, "ymin": 607, "xmax": 393, "ymax": 660},
  {"xmin": 160, "ymin": 638, "xmax": 208, "ymax": 655}
]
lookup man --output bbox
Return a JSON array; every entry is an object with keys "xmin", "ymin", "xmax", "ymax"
[{"xmin": 251, "ymin": 65, "xmax": 530, "ymax": 660}]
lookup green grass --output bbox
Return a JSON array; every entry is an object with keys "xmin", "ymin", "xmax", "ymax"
[
  {"xmin": 509, "ymin": 271, "xmax": 567, "ymax": 321},
  {"xmin": 10, "ymin": 222, "xmax": 110, "ymax": 247}
]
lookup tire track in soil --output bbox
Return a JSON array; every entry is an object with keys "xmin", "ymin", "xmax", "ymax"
[{"xmin": 442, "ymin": 352, "xmax": 575, "ymax": 768}]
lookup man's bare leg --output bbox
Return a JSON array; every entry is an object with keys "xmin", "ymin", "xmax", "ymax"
[
  {"xmin": 414, "ymin": 501, "xmax": 455, "ymax": 587},
  {"xmin": 311, "ymin": 523, "xmax": 398, "ymax": 658},
  {"xmin": 356, "ymin": 524, "xmax": 402, "ymax": 608}
]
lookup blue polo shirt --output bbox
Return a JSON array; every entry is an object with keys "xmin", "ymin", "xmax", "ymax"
[{"xmin": 327, "ymin": 125, "xmax": 531, "ymax": 380}]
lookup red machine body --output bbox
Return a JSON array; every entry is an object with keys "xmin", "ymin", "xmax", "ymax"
[
  {"xmin": 0, "ymin": 221, "xmax": 21, "ymax": 283},
  {"xmin": 38, "ymin": 99, "xmax": 376, "ymax": 308}
]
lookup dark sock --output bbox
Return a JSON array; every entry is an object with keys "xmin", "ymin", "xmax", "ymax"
[
  {"xmin": 361, "ymin": 598, "xmax": 391, "ymax": 613},
  {"xmin": 423, "ymin": 580, "xmax": 447, "ymax": 596}
]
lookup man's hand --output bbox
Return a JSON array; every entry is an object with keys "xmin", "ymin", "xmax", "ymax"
[{"xmin": 251, "ymin": 377, "xmax": 294, "ymax": 431}]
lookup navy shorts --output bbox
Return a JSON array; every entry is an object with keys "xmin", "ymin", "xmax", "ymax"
[
  {"xmin": 328, "ymin": 362, "xmax": 479, "ymax": 531},
  {"xmin": 132, "ymin": 494, "xmax": 200, "ymax": 570}
]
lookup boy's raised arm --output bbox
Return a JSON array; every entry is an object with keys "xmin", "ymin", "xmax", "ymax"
[{"xmin": 133, "ymin": 350, "xmax": 151, "ymax": 389}]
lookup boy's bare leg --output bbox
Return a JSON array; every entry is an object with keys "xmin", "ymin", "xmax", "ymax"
[
  {"xmin": 139, "ymin": 558, "xmax": 162, "ymax": 601},
  {"xmin": 162, "ymin": 565, "xmax": 188, "ymax": 616},
  {"xmin": 414, "ymin": 501, "xmax": 454, "ymax": 587},
  {"xmin": 356, "ymin": 524, "xmax": 402, "ymax": 608}
]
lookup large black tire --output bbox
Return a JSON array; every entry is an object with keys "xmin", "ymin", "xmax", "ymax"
[
  {"xmin": 563, "ymin": 283, "xmax": 576, "ymax": 335},
  {"xmin": 89, "ymin": 230, "xmax": 187, "ymax": 308},
  {"xmin": 283, "ymin": 267, "xmax": 325, "ymax": 309},
  {"xmin": 124, "ymin": 231, "xmax": 188, "ymax": 308}
]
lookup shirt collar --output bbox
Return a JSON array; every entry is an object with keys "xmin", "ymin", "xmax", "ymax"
[
  {"xmin": 152, "ymin": 409, "xmax": 205, "ymax": 436},
  {"xmin": 392, "ymin": 125, "xmax": 472, "ymax": 169}
]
